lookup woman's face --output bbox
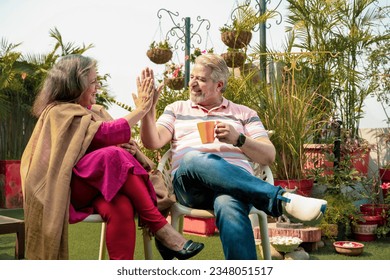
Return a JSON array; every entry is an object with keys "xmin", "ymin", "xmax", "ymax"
[{"xmin": 78, "ymin": 69, "xmax": 100, "ymax": 107}]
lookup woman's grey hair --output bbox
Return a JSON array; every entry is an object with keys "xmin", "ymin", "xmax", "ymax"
[
  {"xmin": 32, "ymin": 54, "xmax": 97, "ymax": 117},
  {"xmin": 194, "ymin": 53, "xmax": 230, "ymax": 92}
]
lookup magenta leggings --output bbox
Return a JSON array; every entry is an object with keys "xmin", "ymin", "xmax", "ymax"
[{"xmin": 71, "ymin": 173, "xmax": 168, "ymax": 260}]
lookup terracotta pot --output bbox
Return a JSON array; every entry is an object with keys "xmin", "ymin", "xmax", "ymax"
[{"xmin": 274, "ymin": 179, "xmax": 314, "ymax": 197}]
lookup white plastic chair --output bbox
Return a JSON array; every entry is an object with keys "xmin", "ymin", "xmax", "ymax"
[
  {"xmin": 81, "ymin": 214, "xmax": 153, "ymax": 260},
  {"xmin": 156, "ymin": 149, "xmax": 272, "ymax": 260}
]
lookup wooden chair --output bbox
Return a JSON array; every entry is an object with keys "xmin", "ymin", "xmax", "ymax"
[{"xmin": 156, "ymin": 149, "xmax": 272, "ymax": 260}]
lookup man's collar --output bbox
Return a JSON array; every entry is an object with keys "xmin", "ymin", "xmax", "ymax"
[{"xmin": 190, "ymin": 97, "xmax": 229, "ymax": 110}]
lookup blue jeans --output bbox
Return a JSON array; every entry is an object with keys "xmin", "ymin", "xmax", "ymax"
[{"xmin": 173, "ymin": 151, "xmax": 285, "ymax": 259}]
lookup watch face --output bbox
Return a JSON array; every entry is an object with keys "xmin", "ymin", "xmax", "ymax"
[
  {"xmin": 239, "ymin": 134, "xmax": 246, "ymax": 145},
  {"xmin": 235, "ymin": 133, "xmax": 246, "ymax": 147}
]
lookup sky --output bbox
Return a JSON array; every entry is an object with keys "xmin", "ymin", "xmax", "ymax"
[{"xmin": 0, "ymin": 0, "xmax": 388, "ymax": 128}]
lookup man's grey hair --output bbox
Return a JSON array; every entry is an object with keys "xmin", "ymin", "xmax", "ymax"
[{"xmin": 195, "ymin": 53, "xmax": 230, "ymax": 93}]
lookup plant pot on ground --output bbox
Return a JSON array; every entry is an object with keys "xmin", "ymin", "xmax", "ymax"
[
  {"xmin": 360, "ymin": 203, "xmax": 390, "ymax": 226},
  {"xmin": 379, "ymin": 168, "xmax": 390, "ymax": 182},
  {"xmin": 352, "ymin": 214, "xmax": 382, "ymax": 242},
  {"xmin": 319, "ymin": 189, "xmax": 361, "ymax": 241},
  {"xmin": 274, "ymin": 179, "xmax": 314, "ymax": 197},
  {"xmin": 253, "ymin": 65, "xmax": 330, "ymax": 184}
]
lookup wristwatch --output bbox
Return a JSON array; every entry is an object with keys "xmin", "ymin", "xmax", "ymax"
[{"xmin": 233, "ymin": 133, "xmax": 246, "ymax": 147}]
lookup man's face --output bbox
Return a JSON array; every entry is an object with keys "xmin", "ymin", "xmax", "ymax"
[{"xmin": 189, "ymin": 64, "xmax": 223, "ymax": 107}]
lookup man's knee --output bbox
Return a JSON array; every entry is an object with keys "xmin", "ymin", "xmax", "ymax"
[
  {"xmin": 214, "ymin": 195, "xmax": 249, "ymax": 219},
  {"xmin": 181, "ymin": 150, "xmax": 203, "ymax": 165}
]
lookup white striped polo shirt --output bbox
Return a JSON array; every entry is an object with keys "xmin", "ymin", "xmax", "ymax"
[{"xmin": 156, "ymin": 98, "xmax": 269, "ymax": 176}]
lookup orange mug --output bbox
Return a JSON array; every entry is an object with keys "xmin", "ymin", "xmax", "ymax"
[{"xmin": 197, "ymin": 121, "xmax": 215, "ymax": 144}]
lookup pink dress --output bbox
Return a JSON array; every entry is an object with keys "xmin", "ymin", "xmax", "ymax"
[{"xmin": 68, "ymin": 118, "xmax": 156, "ymax": 223}]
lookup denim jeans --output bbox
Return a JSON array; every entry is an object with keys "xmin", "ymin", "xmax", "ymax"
[{"xmin": 173, "ymin": 150, "xmax": 285, "ymax": 259}]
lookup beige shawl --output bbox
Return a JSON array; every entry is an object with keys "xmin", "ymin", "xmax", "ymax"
[{"xmin": 20, "ymin": 103, "xmax": 105, "ymax": 259}]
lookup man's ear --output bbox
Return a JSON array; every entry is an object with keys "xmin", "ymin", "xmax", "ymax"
[{"xmin": 217, "ymin": 81, "xmax": 224, "ymax": 92}]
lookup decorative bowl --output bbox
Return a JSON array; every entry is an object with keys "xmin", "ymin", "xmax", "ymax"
[
  {"xmin": 269, "ymin": 236, "xmax": 302, "ymax": 253},
  {"xmin": 333, "ymin": 241, "xmax": 364, "ymax": 256}
]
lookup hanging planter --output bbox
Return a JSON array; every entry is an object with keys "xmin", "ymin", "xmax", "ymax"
[
  {"xmin": 164, "ymin": 77, "xmax": 185, "ymax": 90},
  {"xmin": 221, "ymin": 51, "xmax": 246, "ymax": 68},
  {"xmin": 221, "ymin": 30, "xmax": 252, "ymax": 49},
  {"xmin": 163, "ymin": 62, "xmax": 184, "ymax": 90},
  {"xmin": 146, "ymin": 41, "xmax": 173, "ymax": 64}
]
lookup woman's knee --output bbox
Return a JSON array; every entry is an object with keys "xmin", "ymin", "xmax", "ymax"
[{"xmin": 94, "ymin": 195, "xmax": 134, "ymax": 222}]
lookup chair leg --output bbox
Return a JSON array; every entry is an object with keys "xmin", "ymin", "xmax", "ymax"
[
  {"xmin": 142, "ymin": 228, "xmax": 153, "ymax": 260},
  {"xmin": 98, "ymin": 222, "xmax": 107, "ymax": 260},
  {"xmin": 170, "ymin": 211, "xmax": 184, "ymax": 233},
  {"xmin": 257, "ymin": 212, "xmax": 271, "ymax": 260}
]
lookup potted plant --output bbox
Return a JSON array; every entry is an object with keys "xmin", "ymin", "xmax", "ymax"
[
  {"xmin": 221, "ymin": 48, "xmax": 247, "ymax": 68},
  {"xmin": 285, "ymin": 0, "xmax": 388, "ymax": 177},
  {"xmin": 220, "ymin": 21, "xmax": 252, "ymax": 49},
  {"xmin": 376, "ymin": 194, "xmax": 390, "ymax": 238},
  {"xmin": 319, "ymin": 190, "xmax": 361, "ymax": 241},
  {"xmin": 188, "ymin": 48, "xmax": 214, "ymax": 64},
  {"xmin": 254, "ymin": 65, "xmax": 331, "ymax": 196},
  {"xmin": 146, "ymin": 40, "xmax": 173, "ymax": 64},
  {"xmin": 378, "ymin": 131, "xmax": 390, "ymax": 182},
  {"xmin": 163, "ymin": 62, "xmax": 184, "ymax": 90},
  {"xmin": 219, "ymin": 3, "xmax": 274, "ymax": 49}
]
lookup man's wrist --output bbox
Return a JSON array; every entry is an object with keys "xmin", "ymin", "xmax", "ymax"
[{"xmin": 233, "ymin": 133, "xmax": 246, "ymax": 147}]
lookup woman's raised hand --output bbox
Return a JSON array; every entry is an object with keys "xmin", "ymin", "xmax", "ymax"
[
  {"xmin": 141, "ymin": 68, "xmax": 162, "ymax": 107},
  {"xmin": 132, "ymin": 71, "xmax": 154, "ymax": 113}
]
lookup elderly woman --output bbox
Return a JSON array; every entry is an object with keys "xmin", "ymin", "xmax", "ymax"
[{"xmin": 20, "ymin": 54, "xmax": 203, "ymax": 260}]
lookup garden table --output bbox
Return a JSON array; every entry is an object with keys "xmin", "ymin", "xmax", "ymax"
[{"xmin": 0, "ymin": 215, "xmax": 25, "ymax": 259}]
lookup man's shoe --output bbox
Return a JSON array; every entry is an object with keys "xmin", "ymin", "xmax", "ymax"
[{"xmin": 280, "ymin": 192, "xmax": 327, "ymax": 225}]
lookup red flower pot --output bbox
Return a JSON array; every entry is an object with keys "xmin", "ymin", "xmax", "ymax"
[
  {"xmin": 379, "ymin": 168, "xmax": 390, "ymax": 182},
  {"xmin": 353, "ymin": 214, "xmax": 382, "ymax": 242},
  {"xmin": 274, "ymin": 179, "xmax": 314, "ymax": 197},
  {"xmin": 360, "ymin": 204, "xmax": 390, "ymax": 226},
  {"xmin": 0, "ymin": 160, "xmax": 23, "ymax": 208}
]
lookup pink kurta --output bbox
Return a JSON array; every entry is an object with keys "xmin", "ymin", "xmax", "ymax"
[{"xmin": 69, "ymin": 118, "xmax": 156, "ymax": 223}]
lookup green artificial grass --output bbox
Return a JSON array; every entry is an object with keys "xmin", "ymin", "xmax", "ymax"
[{"xmin": 1, "ymin": 208, "xmax": 389, "ymax": 260}]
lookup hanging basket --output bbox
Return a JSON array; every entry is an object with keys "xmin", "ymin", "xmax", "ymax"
[
  {"xmin": 146, "ymin": 48, "xmax": 173, "ymax": 64},
  {"xmin": 164, "ymin": 77, "xmax": 185, "ymax": 90},
  {"xmin": 221, "ymin": 30, "xmax": 252, "ymax": 49},
  {"xmin": 221, "ymin": 51, "xmax": 246, "ymax": 68}
]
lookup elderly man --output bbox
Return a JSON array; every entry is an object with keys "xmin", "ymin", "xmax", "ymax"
[{"xmin": 140, "ymin": 53, "xmax": 327, "ymax": 260}]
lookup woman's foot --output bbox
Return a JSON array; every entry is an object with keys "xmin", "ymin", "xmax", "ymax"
[
  {"xmin": 155, "ymin": 239, "xmax": 204, "ymax": 260},
  {"xmin": 155, "ymin": 224, "xmax": 204, "ymax": 260}
]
